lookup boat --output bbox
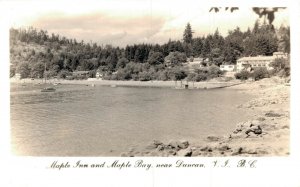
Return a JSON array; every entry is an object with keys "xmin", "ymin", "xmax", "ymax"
[{"xmin": 41, "ymin": 61, "xmax": 56, "ymax": 92}]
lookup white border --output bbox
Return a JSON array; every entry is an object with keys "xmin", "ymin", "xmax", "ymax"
[{"xmin": 1, "ymin": 0, "xmax": 300, "ymax": 187}]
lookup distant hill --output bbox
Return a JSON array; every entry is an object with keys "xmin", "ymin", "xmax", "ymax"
[{"xmin": 10, "ymin": 22, "xmax": 289, "ymax": 81}]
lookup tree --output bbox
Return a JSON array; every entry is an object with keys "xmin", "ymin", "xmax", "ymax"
[
  {"xmin": 211, "ymin": 29, "xmax": 224, "ymax": 49},
  {"xmin": 210, "ymin": 48, "xmax": 224, "ymax": 66},
  {"xmin": 30, "ymin": 62, "xmax": 45, "ymax": 78},
  {"xmin": 16, "ymin": 62, "xmax": 31, "ymax": 78},
  {"xmin": 277, "ymin": 25, "xmax": 290, "ymax": 53},
  {"xmin": 147, "ymin": 51, "xmax": 164, "ymax": 65},
  {"xmin": 169, "ymin": 67, "xmax": 187, "ymax": 81},
  {"xmin": 192, "ymin": 37, "xmax": 204, "ymax": 57},
  {"xmin": 164, "ymin": 51, "xmax": 187, "ymax": 67},
  {"xmin": 107, "ymin": 51, "xmax": 118, "ymax": 71},
  {"xmin": 208, "ymin": 64, "xmax": 222, "ymax": 77},
  {"xmin": 202, "ymin": 36, "xmax": 212, "ymax": 59},
  {"xmin": 223, "ymin": 27, "xmax": 244, "ymax": 64},
  {"xmin": 269, "ymin": 58, "xmax": 286, "ymax": 72},
  {"xmin": 243, "ymin": 32, "xmax": 278, "ymax": 56},
  {"xmin": 116, "ymin": 57, "xmax": 129, "ymax": 69},
  {"xmin": 183, "ymin": 23, "xmax": 193, "ymax": 44},
  {"xmin": 134, "ymin": 48, "xmax": 143, "ymax": 63}
]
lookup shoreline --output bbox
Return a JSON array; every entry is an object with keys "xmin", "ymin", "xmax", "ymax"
[
  {"xmin": 120, "ymin": 76, "xmax": 290, "ymax": 156},
  {"xmin": 10, "ymin": 77, "xmax": 243, "ymax": 89}
]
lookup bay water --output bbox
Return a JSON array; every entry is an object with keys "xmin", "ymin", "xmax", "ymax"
[{"xmin": 10, "ymin": 83, "xmax": 254, "ymax": 156}]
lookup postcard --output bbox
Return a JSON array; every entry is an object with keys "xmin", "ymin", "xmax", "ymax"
[{"xmin": 0, "ymin": 0, "xmax": 299, "ymax": 186}]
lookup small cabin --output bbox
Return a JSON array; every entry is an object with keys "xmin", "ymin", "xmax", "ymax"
[{"xmin": 220, "ymin": 64, "xmax": 236, "ymax": 72}]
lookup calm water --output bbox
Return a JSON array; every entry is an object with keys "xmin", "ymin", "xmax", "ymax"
[{"xmin": 11, "ymin": 83, "xmax": 254, "ymax": 156}]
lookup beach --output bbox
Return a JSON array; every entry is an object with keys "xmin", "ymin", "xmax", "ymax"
[{"xmin": 119, "ymin": 76, "xmax": 290, "ymax": 156}]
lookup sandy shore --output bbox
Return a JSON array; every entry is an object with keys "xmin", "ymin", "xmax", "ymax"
[{"xmin": 120, "ymin": 76, "xmax": 290, "ymax": 156}]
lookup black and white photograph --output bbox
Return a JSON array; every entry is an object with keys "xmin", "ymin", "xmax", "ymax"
[
  {"xmin": 0, "ymin": 0, "xmax": 300, "ymax": 186},
  {"xmin": 8, "ymin": 2, "xmax": 291, "ymax": 157}
]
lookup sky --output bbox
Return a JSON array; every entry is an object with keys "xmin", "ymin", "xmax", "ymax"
[{"xmin": 3, "ymin": 0, "xmax": 289, "ymax": 47}]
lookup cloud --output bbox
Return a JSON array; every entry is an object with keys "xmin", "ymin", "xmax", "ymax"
[
  {"xmin": 20, "ymin": 5, "xmax": 289, "ymax": 47},
  {"xmin": 30, "ymin": 12, "xmax": 167, "ymax": 47}
]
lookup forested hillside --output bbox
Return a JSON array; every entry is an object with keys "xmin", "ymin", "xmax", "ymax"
[{"xmin": 10, "ymin": 20, "xmax": 290, "ymax": 81}]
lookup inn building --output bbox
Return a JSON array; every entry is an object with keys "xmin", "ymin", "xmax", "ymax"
[{"xmin": 236, "ymin": 52, "xmax": 288, "ymax": 72}]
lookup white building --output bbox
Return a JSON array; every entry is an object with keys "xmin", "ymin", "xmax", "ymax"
[
  {"xmin": 236, "ymin": 52, "xmax": 287, "ymax": 72},
  {"xmin": 220, "ymin": 64, "xmax": 236, "ymax": 72}
]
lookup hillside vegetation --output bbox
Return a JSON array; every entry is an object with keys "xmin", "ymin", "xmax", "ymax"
[{"xmin": 10, "ymin": 21, "xmax": 289, "ymax": 81}]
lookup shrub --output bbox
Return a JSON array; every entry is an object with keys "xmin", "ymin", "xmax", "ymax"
[
  {"xmin": 234, "ymin": 70, "xmax": 251, "ymax": 80},
  {"xmin": 164, "ymin": 51, "xmax": 187, "ymax": 67},
  {"xmin": 269, "ymin": 58, "xmax": 286, "ymax": 72},
  {"xmin": 268, "ymin": 69, "xmax": 276, "ymax": 77},
  {"xmin": 187, "ymin": 72, "xmax": 197, "ymax": 81},
  {"xmin": 138, "ymin": 71, "xmax": 152, "ymax": 81},
  {"xmin": 252, "ymin": 67, "xmax": 269, "ymax": 81},
  {"xmin": 115, "ymin": 69, "xmax": 132, "ymax": 80},
  {"xmin": 208, "ymin": 65, "xmax": 222, "ymax": 78},
  {"xmin": 158, "ymin": 70, "xmax": 170, "ymax": 81},
  {"xmin": 277, "ymin": 69, "xmax": 287, "ymax": 78},
  {"xmin": 195, "ymin": 72, "xmax": 208, "ymax": 81},
  {"xmin": 169, "ymin": 67, "xmax": 188, "ymax": 81}
]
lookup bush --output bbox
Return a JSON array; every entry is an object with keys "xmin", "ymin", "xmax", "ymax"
[
  {"xmin": 138, "ymin": 71, "xmax": 152, "ymax": 81},
  {"xmin": 269, "ymin": 58, "xmax": 286, "ymax": 72},
  {"xmin": 234, "ymin": 70, "xmax": 251, "ymax": 80},
  {"xmin": 187, "ymin": 72, "xmax": 197, "ymax": 81},
  {"xmin": 195, "ymin": 72, "xmax": 208, "ymax": 81},
  {"xmin": 164, "ymin": 51, "xmax": 187, "ymax": 67},
  {"xmin": 114, "ymin": 69, "xmax": 132, "ymax": 80},
  {"xmin": 157, "ymin": 70, "xmax": 170, "ymax": 81},
  {"xmin": 277, "ymin": 69, "xmax": 289, "ymax": 78},
  {"xmin": 208, "ymin": 65, "xmax": 222, "ymax": 78},
  {"xmin": 169, "ymin": 67, "xmax": 188, "ymax": 81},
  {"xmin": 252, "ymin": 67, "xmax": 269, "ymax": 81},
  {"xmin": 268, "ymin": 69, "xmax": 276, "ymax": 77}
]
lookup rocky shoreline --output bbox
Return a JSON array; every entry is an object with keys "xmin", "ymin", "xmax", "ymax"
[{"xmin": 121, "ymin": 77, "xmax": 290, "ymax": 157}]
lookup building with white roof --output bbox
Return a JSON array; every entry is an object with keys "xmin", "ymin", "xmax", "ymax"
[{"xmin": 236, "ymin": 52, "xmax": 287, "ymax": 72}]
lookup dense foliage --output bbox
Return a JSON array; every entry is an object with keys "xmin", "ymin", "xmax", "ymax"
[{"xmin": 10, "ymin": 20, "xmax": 289, "ymax": 81}]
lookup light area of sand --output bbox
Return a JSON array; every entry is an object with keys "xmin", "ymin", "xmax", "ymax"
[
  {"xmin": 194, "ymin": 76, "xmax": 290, "ymax": 156},
  {"xmin": 223, "ymin": 76, "xmax": 290, "ymax": 156}
]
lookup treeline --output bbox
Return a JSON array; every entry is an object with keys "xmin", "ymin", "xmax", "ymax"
[{"xmin": 9, "ymin": 20, "xmax": 290, "ymax": 81}]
